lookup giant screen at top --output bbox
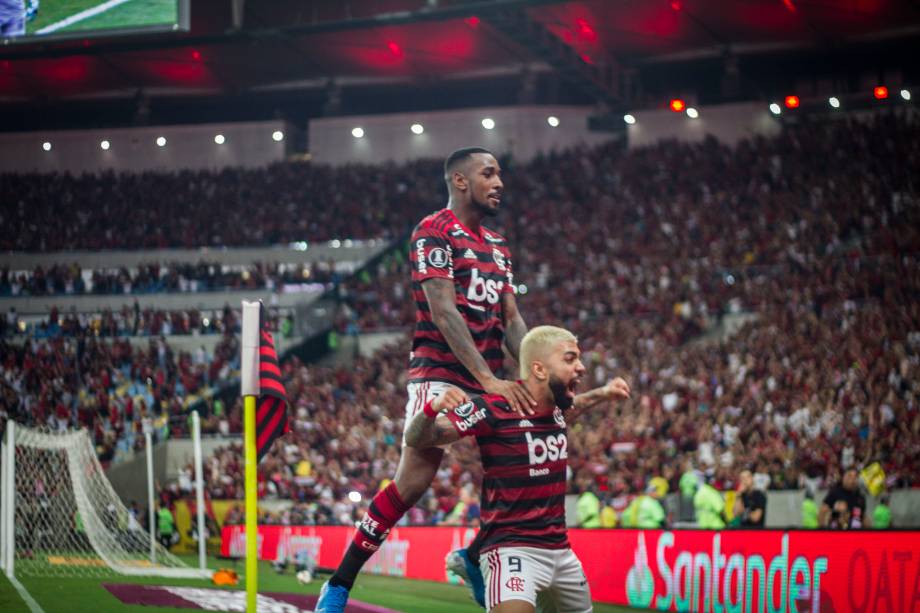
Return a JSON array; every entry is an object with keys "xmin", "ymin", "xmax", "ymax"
[{"xmin": 1, "ymin": 0, "xmax": 188, "ymax": 43}]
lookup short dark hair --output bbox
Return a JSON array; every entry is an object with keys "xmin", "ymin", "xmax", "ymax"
[{"xmin": 444, "ymin": 146, "xmax": 493, "ymax": 177}]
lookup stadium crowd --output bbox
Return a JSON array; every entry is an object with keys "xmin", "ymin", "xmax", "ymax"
[
  {"xmin": 2, "ymin": 109, "xmax": 918, "ymax": 528},
  {"xmin": 0, "ymin": 161, "xmax": 443, "ymax": 251},
  {"xmin": 0, "ymin": 260, "xmax": 338, "ymax": 297},
  {"xmin": 2, "ymin": 303, "xmax": 290, "ymax": 339},
  {"xmin": 259, "ymin": 111, "xmax": 920, "ymax": 526},
  {"xmin": 0, "ymin": 332, "xmax": 241, "ymax": 465},
  {"xmin": 178, "ymin": 112, "xmax": 920, "ymax": 529}
]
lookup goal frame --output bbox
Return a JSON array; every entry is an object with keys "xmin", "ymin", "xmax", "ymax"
[{"xmin": 1, "ymin": 420, "xmax": 210, "ymax": 579}]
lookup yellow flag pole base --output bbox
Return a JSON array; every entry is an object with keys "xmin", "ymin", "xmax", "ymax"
[{"xmin": 244, "ymin": 395, "xmax": 258, "ymax": 612}]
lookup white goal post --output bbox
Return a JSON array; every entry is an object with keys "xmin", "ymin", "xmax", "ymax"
[{"xmin": 0, "ymin": 421, "xmax": 210, "ymax": 579}]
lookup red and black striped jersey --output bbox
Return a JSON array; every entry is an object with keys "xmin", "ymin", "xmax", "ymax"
[
  {"xmin": 445, "ymin": 394, "xmax": 569, "ymax": 553},
  {"xmin": 408, "ymin": 208, "xmax": 514, "ymax": 392}
]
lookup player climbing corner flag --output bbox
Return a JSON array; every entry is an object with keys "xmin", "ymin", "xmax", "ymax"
[{"xmin": 241, "ymin": 301, "xmax": 290, "ymax": 461}]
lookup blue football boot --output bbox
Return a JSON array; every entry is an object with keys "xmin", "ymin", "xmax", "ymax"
[
  {"xmin": 446, "ymin": 548, "xmax": 486, "ymax": 608},
  {"xmin": 315, "ymin": 580, "xmax": 349, "ymax": 613}
]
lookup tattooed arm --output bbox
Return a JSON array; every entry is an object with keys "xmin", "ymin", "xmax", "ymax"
[
  {"xmin": 404, "ymin": 412, "xmax": 461, "ymax": 449},
  {"xmin": 404, "ymin": 385, "xmax": 469, "ymax": 448},
  {"xmin": 424, "ymin": 278, "xmax": 535, "ymax": 414},
  {"xmin": 568, "ymin": 377, "xmax": 631, "ymax": 422}
]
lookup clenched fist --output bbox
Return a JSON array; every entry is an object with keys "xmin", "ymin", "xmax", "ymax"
[
  {"xmin": 602, "ymin": 377, "xmax": 631, "ymax": 402},
  {"xmin": 431, "ymin": 386, "xmax": 471, "ymax": 413}
]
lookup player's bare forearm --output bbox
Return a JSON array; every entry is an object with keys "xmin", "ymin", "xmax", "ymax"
[
  {"xmin": 568, "ymin": 387, "xmax": 606, "ymax": 421},
  {"xmin": 571, "ymin": 386, "xmax": 610, "ymax": 415},
  {"xmin": 569, "ymin": 377, "xmax": 632, "ymax": 421},
  {"xmin": 423, "ymin": 278, "xmax": 498, "ymax": 386},
  {"xmin": 501, "ymin": 293, "xmax": 528, "ymax": 361},
  {"xmin": 503, "ymin": 313, "xmax": 527, "ymax": 361},
  {"xmin": 404, "ymin": 413, "xmax": 460, "ymax": 448}
]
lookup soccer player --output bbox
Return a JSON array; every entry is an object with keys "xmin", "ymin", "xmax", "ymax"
[
  {"xmin": 317, "ymin": 147, "xmax": 535, "ymax": 612},
  {"xmin": 405, "ymin": 325, "xmax": 631, "ymax": 613}
]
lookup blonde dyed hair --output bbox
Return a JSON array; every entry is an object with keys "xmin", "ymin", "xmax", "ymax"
[{"xmin": 519, "ymin": 325, "xmax": 577, "ymax": 380}]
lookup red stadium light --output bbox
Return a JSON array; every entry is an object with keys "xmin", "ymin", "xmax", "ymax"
[
  {"xmin": 465, "ymin": 15, "xmax": 480, "ymax": 28},
  {"xmin": 670, "ymin": 1, "xmax": 682, "ymax": 11},
  {"xmin": 580, "ymin": 53, "xmax": 594, "ymax": 64},
  {"xmin": 191, "ymin": 49, "xmax": 201, "ymax": 61},
  {"xmin": 575, "ymin": 18, "xmax": 597, "ymax": 42},
  {"xmin": 386, "ymin": 41, "xmax": 403, "ymax": 58},
  {"xmin": 874, "ymin": 86, "xmax": 889, "ymax": 100},
  {"xmin": 670, "ymin": 99, "xmax": 686, "ymax": 113},
  {"xmin": 784, "ymin": 95, "xmax": 800, "ymax": 109}
]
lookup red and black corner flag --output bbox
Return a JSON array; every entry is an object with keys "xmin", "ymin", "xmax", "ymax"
[{"xmin": 255, "ymin": 304, "xmax": 289, "ymax": 461}]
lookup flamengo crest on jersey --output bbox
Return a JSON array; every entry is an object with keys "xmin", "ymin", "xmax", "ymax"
[
  {"xmin": 446, "ymin": 395, "xmax": 570, "ymax": 553},
  {"xmin": 408, "ymin": 209, "xmax": 514, "ymax": 392}
]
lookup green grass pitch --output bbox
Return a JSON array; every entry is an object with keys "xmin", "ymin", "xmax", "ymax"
[{"xmin": 0, "ymin": 555, "xmax": 639, "ymax": 612}]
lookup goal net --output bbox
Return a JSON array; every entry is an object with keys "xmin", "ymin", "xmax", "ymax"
[{"xmin": 1, "ymin": 423, "xmax": 209, "ymax": 579}]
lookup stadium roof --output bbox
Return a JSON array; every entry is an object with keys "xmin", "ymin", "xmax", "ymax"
[{"xmin": 1, "ymin": 0, "xmax": 918, "ymax": 130}]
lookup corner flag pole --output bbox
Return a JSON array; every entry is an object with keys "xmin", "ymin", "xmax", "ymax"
[{"xmin": 240, "ymin": 301, "xmax": 261, "ymax": 613}]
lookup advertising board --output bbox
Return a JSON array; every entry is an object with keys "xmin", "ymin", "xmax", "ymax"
[{"xmin": 222, "ymin": 526, "xmax": 920, "ymax": 611}]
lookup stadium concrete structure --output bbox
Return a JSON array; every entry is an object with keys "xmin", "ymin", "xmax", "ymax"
[{"xmin": 2, "ymin": 1, "xmax": 920, "ymax": 612}]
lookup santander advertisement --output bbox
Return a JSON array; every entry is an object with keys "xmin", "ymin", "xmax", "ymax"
[
  {"xmin": 572, "ymin": 529, "xmax": 920, "ymax": 612},
  {"xmin": 223, "ymin": 526, "xmax": 920, "ymax": 611}
]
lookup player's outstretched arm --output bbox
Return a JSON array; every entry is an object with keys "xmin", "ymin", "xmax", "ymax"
[
  {"xmin": 423, "ymin": 278, "xmax": 536, "ymax": 415},
  {"xmin": 569, "ymin": 377, "xmax": 631, "ymax": 421},
  {"xmin": 404, "ymin": 386, "xmax": 469, "ymax": 449}
]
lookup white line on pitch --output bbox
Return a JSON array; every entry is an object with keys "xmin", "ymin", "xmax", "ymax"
[
  {"xmin": 6, "ymin": 573, "xmax": 46, "ymax": 613},
  {"xmin": 36, "ymin": 0, "xmax": 134, "ymax": 34}
]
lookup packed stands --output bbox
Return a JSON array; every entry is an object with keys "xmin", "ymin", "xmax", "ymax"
[
  {"xmin": 2, "ymin": 303, "xmax": 290, "ymax": 338},
  {"xmin": 2, "ymin": 110, "xmax": 918, "ymax": 527},
  {"xmin": 0, "ymin": 260, "xmax": 338, "ymax": 296},
  {"xmin": 0, "ymin": 161, "xmax": 444, "ymax": 251},
  {"xmin": 191, "ymin": 111, "xmax": 920, "ymax": 526},
  {"xmin": 0, "ymin": 332, "xmax": 240, "ymax": 465}
]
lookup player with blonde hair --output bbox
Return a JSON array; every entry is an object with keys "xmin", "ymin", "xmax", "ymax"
[{"xmin": 405, "ymin": 325, "xmax": 630, "ymax": 612}]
